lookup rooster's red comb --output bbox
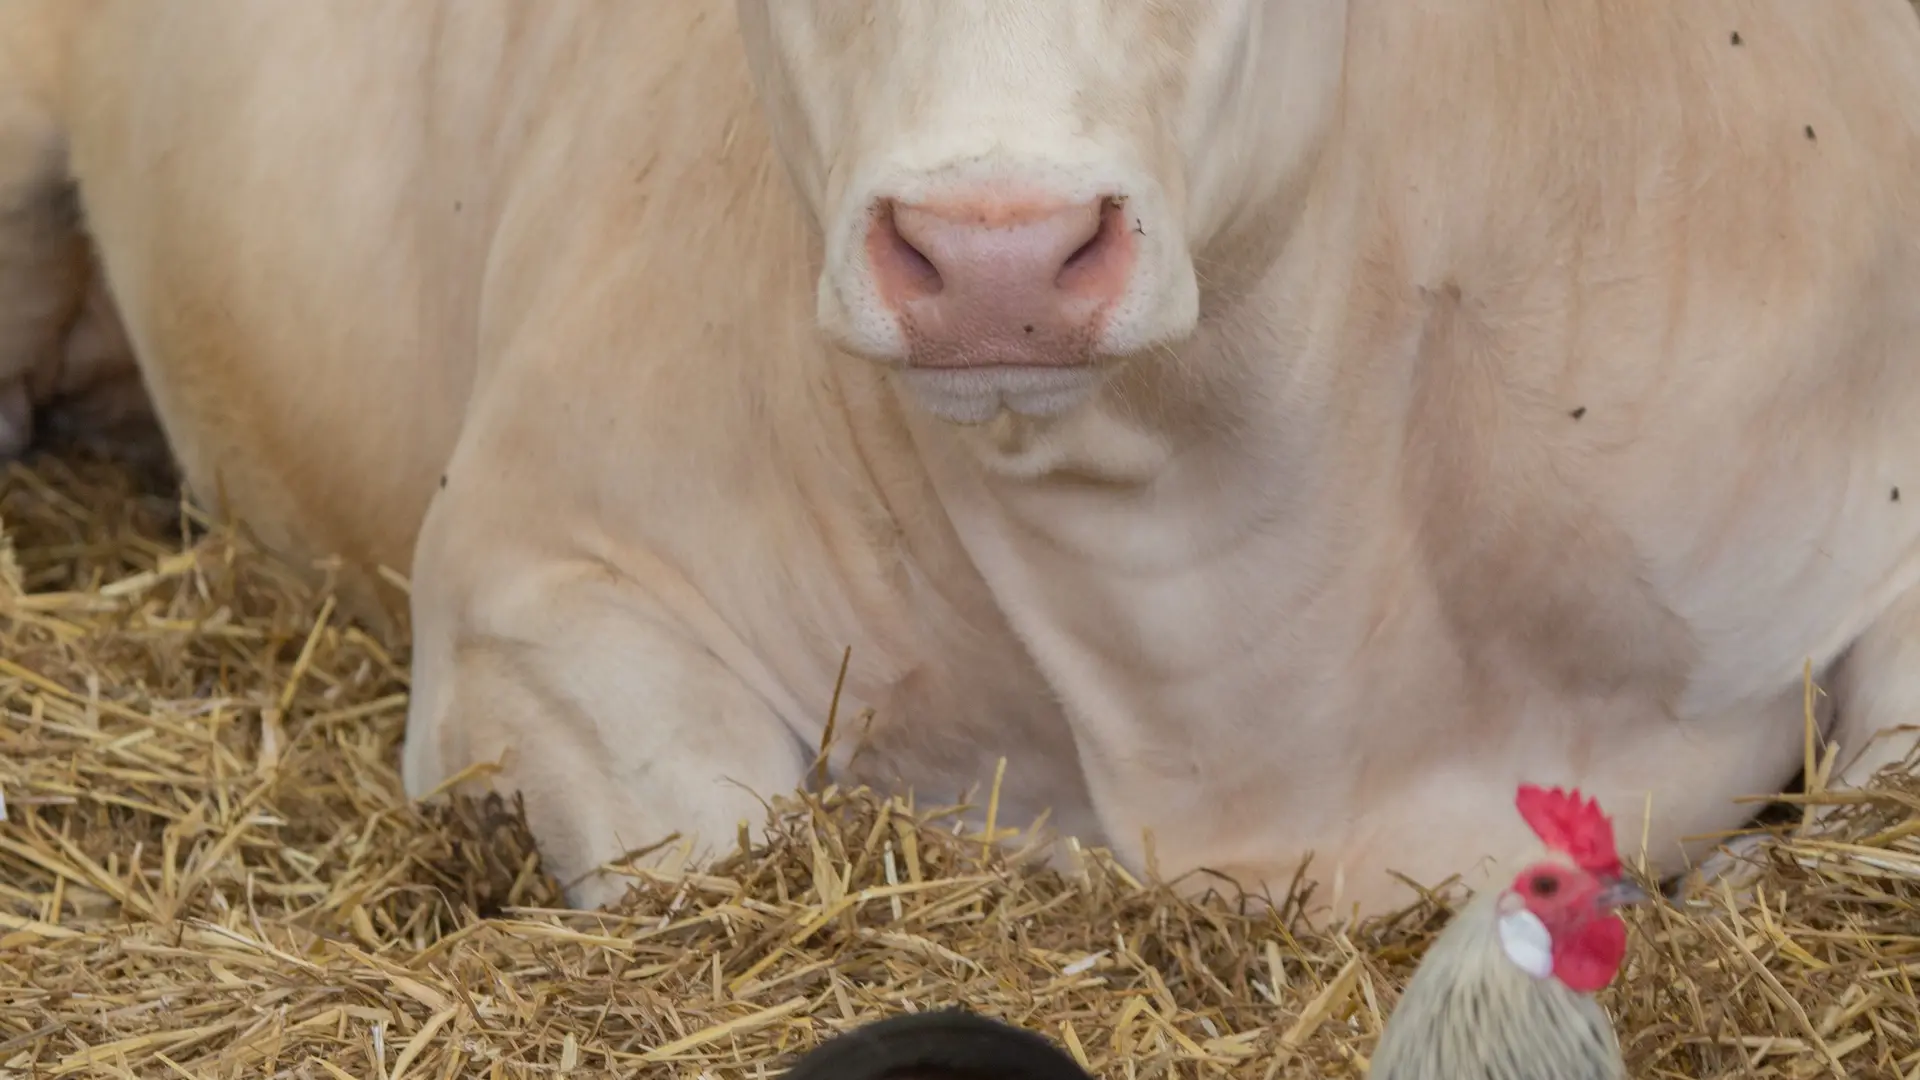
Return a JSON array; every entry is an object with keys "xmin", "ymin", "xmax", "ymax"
[{"xmin": 1515, "ymin": 784, "xmax": 1622, "ymax": 878}]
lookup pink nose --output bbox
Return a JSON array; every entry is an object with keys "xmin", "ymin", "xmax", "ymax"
[{"xmin": 865, "ymin": 194, "xmax": 1135, "ymax": 368}]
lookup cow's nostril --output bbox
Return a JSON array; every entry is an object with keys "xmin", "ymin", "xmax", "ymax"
[
  {"xmin": 874, "ymin": 201, "xmax": 944, "ymax": 300},
  {"xmin": 1056, "ymin": 198, "xmax": 1126, "ymax": 293}
]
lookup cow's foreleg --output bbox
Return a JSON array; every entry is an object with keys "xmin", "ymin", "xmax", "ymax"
[
  {"xmin": 401, "ymin": 544, "xmax": 813, "ymax": 910},
  {"xmin": 1679, "ymin": 584, "xmax": 1920, "ymax": 901},
  {"xmin": 1822, "ymin": 582, "xmax": 1920, "ymax": 808}
]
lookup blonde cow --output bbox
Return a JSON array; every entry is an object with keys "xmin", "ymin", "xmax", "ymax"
[{"xmin": 5, "ymin": 0, "xmax": 1920, "ymax": 915}]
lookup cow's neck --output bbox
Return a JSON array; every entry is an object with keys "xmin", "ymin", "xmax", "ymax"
[
  {"xmin": 890, "ymin": 286, "xmax": 1359, "ymax": 637},
  {"xmin": 872, "ymin": 100, "xmax": 1372, "ymax": 708}
]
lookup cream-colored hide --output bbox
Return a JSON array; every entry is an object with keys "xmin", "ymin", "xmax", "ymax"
[{"xmin": 5, "ymin": 0, "xmax": 1920, "ymax": 916}]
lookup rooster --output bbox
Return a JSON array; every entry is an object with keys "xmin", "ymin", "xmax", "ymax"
[{"xmin": 1365, "ymin": 783, "xmax": 1652, "ymax": 1080}]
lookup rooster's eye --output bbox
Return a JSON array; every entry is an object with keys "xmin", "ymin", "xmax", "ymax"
[{"xmin": 1530, "ymin": 873, "xmax": 1559, "ymax": 897}]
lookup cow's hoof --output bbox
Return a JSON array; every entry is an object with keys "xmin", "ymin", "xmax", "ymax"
[{"xmin": 1668, "ymin": 831, "xmax": 1775, "ymax": 905}]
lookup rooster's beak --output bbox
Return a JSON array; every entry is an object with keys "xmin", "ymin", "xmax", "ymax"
[{"xmin": 1595, "ymin": 877, "xmax": 1653, "ymax": 909}]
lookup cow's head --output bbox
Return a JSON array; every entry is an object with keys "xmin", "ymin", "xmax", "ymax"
[{"xmin": 738, "ymin": 1, "xmax": 1347, "ymax": 424}]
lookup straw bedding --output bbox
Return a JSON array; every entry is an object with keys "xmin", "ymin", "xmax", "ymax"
[{"xmin": 2, "ymin": 442, "xmax": 1917, "ymax": 1080}]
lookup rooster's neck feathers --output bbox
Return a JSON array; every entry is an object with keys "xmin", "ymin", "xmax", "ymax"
[{"xmin": 1366, "ymin": 888, "xmax": 1627, "ymax": 1080}]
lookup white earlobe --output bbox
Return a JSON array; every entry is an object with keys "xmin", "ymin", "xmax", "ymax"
[{"xmin": 1496, "ymin": 908, "xmax": 1555, "ymax": 979}]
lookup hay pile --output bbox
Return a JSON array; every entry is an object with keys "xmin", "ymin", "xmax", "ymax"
[{"xmin": 1, "ymin": 446, "xmax": 1917, "ymax": 1080}]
